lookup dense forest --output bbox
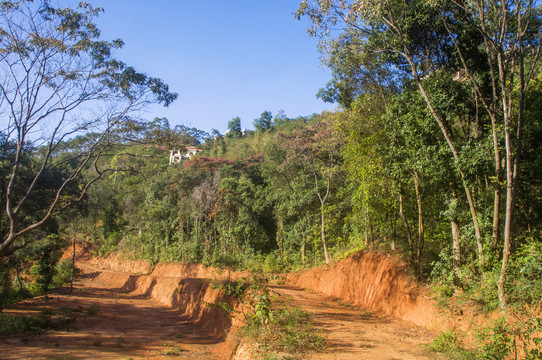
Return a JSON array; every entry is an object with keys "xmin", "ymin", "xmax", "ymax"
[{"xmin": 1, "ymin": 0, "xmax": 542, "ymax": 319}]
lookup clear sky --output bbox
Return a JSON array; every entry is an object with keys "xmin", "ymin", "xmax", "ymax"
[{"xmin": 70, "ymin": 1, "xmax": 335, "ymax": 134}]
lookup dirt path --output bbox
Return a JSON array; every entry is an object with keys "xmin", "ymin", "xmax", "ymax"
[
  {"xmin": 271, "ymin": 285, "xmax": 439, "ymax": 360},
  {"xmin": 2, "ymin": 263, "xmax": 440, "ymax": 360},
  {"xmin": 1, "ymin": 264, "xmax": 237, "ymax": 360}
]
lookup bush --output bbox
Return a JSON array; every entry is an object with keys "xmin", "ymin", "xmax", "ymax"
[
  {"xmin": 0, "ymin": 306, "xmax": 84, "ymax": 335},
  {"xmin": 507, "ymin": 241, "xmax": 542, "ymax": 306},
  {"xmin": 52, "ymin": 259, "xmax": 80, "ymax": 287},
  {"xmin": 244, "ymin": 306, "xmax": 326, "ymax": 358},
  {"xmin": 475, "ymin": 318, "xmax": 516, "ymax": 360},
  {"xmin": 427, "ymin": 330, "xmax": 476, "ymax": 360},
  {"xmin": 29, "ymin": 234, "xmax": 67, "ymax": 294},
  {"xmin": 98, "ymin": 231, "xmax": 120, "ymax": 257},
  {"xmin": 0, "ymin": 313, "xmax": 49, "ymax": 335}
]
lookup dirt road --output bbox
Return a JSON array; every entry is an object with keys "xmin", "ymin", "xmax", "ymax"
[
  {"xmin": 1, "ymin": 265, "xmax": 237, "ymax": 360},
  {"xmin": 272, "ymin": 285, "xmax": 438, "ymax": 360},
  {"xmin": 2, "ymin": 263, "xmax": 439, "ymax": 359}
]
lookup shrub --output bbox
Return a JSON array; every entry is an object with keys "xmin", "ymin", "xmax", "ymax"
[
  {"xmin": 427, "ymin": 330, "xmax": 476, "ymax": 360},
  {"xmin": 475, "ymin": 318, "xmax": 516, "ymax": 360},
  {"xmin": 29, "ymin": 234, "xmax": 67, "ymax": 294},
  {"xmin": 244, "ymin": 306, "xmax": 326, "ymax": 358},
  {"xmin": 53, "ymin": 259, "xmax": 80, "ymax": 287}
]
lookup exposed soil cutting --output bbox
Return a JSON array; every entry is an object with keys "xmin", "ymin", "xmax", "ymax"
[
  {"xmin": 1, "ymin": 263, "xmax": 239, "ymax": 360},
  {"xmin": 1, "ymin": 251, "xmax": 444, "ymax": 359},
  {"xmin": 271, "ymin": 285, "xmax": 438, "ymax": 360}
]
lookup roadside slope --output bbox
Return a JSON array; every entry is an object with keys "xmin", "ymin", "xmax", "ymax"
[
  {"xmin": 274, "ymin": 284, "xmax": 437, "ymax": 360},
  {"xmin": 1, "ymin": 261, "xmax": 242, "ymax": 360},
  {"xmin": 290, "ymin": 251, "xmax": 440, "ymax": 329}
]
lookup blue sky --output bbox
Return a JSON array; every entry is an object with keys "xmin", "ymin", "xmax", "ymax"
[{"xmin": 76, "ymin": 1, "xmax": 335, "ymax": 134}]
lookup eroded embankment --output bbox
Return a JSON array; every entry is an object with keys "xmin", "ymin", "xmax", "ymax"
[
  {"xmin": 86, "ymin": 256, "xmax": 248, "ymax": 340},
  {"xmin": 290, "ymin": 251, "xmax": 441, "ymax": 329},
  {"xmin": 91, "ymin": 251, "xmax": 442, "ymax": 332}
]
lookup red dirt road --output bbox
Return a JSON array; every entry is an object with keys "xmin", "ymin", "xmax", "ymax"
[
  {"xmin": 2, "ymin": 260, "xmax": 440, "ymax": 360},
  {"xmin": 1, "ymin": 265, "xmax": 237, "ymax": 360},
  {"xmin": 272, "ymin": 285, "xmax": 439, "ymax": 360}
]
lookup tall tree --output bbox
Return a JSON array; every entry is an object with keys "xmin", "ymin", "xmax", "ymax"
[
  {"xmin": 0, "ymin": 1, "xmax": 177, "ymax": 256},
  {"xmin": 227, "ymin": 117, "xmax": 242, "ymax": 138},
  {"xmin": 254, "ymin": 111, "xmax": 273, "ymax": 132},
  {"xmin": 283, "ymin": 118, "xmax": 343, "ymax": 264},
  {"xmin": 297, "ymin": 0, "xmax": 542, "ymax": 307}
]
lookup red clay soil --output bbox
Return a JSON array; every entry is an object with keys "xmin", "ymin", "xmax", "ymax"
[
  {"xmin": 2, "ymin": 250, "xmax": 447, "ymax": 359},
  {"xmin": 272, "ymin": 285, "xmax": 438, "ymax": 360},
  {"xmin": 1, "ymin": 262, "xmax": 241, "ymax": 360},
  {"xmin": 290, "ymin": 251, "xmax": 442, "ymax": 329}
]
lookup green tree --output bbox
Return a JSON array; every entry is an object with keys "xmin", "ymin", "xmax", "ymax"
[
  {"xmin": 283, "ymin": 118, "xmax": 344, "ymax": 264},
  {"xmin": 227, "ymin": 117, "xmax": 242, "ymax": 138},
  {"xmin": 0, "ymin": 1, "xmax": 177, "ymax": 256},
  {"xmin": 297, "ymin": 0, "xmax": 542, "ymax": 307},
  {"xmin": 254, "ymin": 111, "xmax": 273, "ymax": 132},
  {"xmin": 29, "ymin": 234, "xmax": 67, "ymax": 294}
]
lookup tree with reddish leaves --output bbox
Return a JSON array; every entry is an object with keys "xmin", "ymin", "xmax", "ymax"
[{"xmin": 282, "ymin": 116, "xmax": 344, "ymax": 264}]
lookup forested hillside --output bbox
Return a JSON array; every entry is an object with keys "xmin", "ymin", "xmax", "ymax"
[{"xmin": 1, "ymin": 0, "xmax": 542, "ymax": 321}]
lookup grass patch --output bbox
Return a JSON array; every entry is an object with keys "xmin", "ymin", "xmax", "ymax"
[
  {"xmin": 0, "ymin": 312, "xmax": 51, "ymax": 335},
  {"xmin": 426, "ymin": 330, "xmax": 477, "ymax": 360},
  {"xmin": 0, "ymin": 305, "xmax": 98, "ymax": 335},
  {"xmin": 162, "ymin": 344, "xmax": 186, "ymax": 356},
  {"xmin": 243, "ymin": 305, "xmax": 326, "ymax": 359},
  {"xmin": 86, "ymin": 304, "xmax": 99, "ymax": 316}
]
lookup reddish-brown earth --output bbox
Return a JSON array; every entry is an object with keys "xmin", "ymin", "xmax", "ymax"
[
  {"xmin": 290, "ymin": 251, "xmax": 441, "ymax": 329},
  {"xmin": 1, "ymin": 251, "xmax": 445, "ymax": 359},
  {"xmin": 1, "ymin": 262, "xmax": 241, "ymax": 359},
  {"xmin": 273, "ymin": 285, "xmax": 436, "ymax": 360}
]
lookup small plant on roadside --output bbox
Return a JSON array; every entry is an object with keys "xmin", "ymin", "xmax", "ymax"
[
  {"xmin": 243, "ymin": 304, "xmax": 326, "ymax": 359},
  {"xmin": 86, "ymin": 305, "xmax": 99, "ymax": 316},
  {"xmin": 210, "ymin": 275, "xmax": 324, "ymax": 359},
  {"xmin": 53, "ymin": 259, "xmax": 80, "ymax": 288},
  {"xmin": 518, "ymin": 316, "xmax": 542, "ymax": 360},
  {"xmin": 28, "ymin": 234, "xmax": 67, "ymax": 297},
  {"xmin": 209, "ymin": 274, "xmax": 275, "ymax": 325},
  {"xmin": 475, "ymin": 317, "xmax": 516, "ymax": 360},
  {"xmin": 0, "ymin": 313, "xmax": 46, "ymax": 335},
  {"xmin": 427, "ymin": 329, "xmax": 476, "ymax": 360},
  {"xmin": 58, "ymin": 307, "xmax": 77, "ymax": 325},
  {"xmin": 247, "ymin": 276, "xmax": 274, "ymax": 326},
  {"xmin": 115, "ymin": 337, "xmax": 126, "ymax": 348},
  {"xmin": 162, "ymin": 344, "xmax": 186, "ymax": 356},
  {"xmin": 0, "ymin": 304, "xmax": 89, "ymax": 335}
]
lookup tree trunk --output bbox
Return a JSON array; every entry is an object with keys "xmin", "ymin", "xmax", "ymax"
[
  {"xmin": 498, "ymin": 120, "xmax": 514, "ymax": 309},
  {"xmin": 321, "ymin": 204, "xmax": 330, "ymax": 265},
  {"xmin": 71, "ymin": 232, "xmax": 76, "ymax": 293},
  {"xmin": 16, "ymin": 266, "xmax": 23, "ymax": 291},
  {"xmin": 390, "ymin": 209, "xmax": 397, "ymax": 251},
  {"xmin": 497, "ymin": 37, "xmax": 526, "ymax": 308},
  {"xmin": 365, "ymin": 202, "xmax": 369, "ymax": 246},
  {"xmin": 489, "ymin": 90, "xmax": 502, "ymax": 249},
  {"xmin": 0, "ymin": 269, "xmax": 10, "ymax": 313},
  {"xmin": 399, "ymin": 194, "xmax": 414, "ymax": 264},
  {"xmin": 406, "ymin": 56, "xmax": 484, "ymax": 261},
  {"xmin": 369, "ymin": 213, "xmax": 374, "ymax": 245},
  {"xmin": 451, "ymin": 218, "xmax": 461, "ymax": 280},
  {"xmin": 277, "ymin": 217, "xmax": 284, "ymax": 262},
  {"xmin": 302, "ymin": 236, "xmax": 306, "ymax": 266},
  {"xmin": 413, "ymin": 171, "xmax": 424, "ymax": 277}
]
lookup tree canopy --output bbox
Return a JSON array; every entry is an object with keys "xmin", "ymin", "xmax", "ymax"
[{"xmin": 0, "ymin": 0, "xmax": 177, "ymax": 256}]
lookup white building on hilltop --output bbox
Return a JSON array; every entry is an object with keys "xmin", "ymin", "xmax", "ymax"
[{"xmin": 169, "ymin": 147, "xmax": 202, "ymax": 164}]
